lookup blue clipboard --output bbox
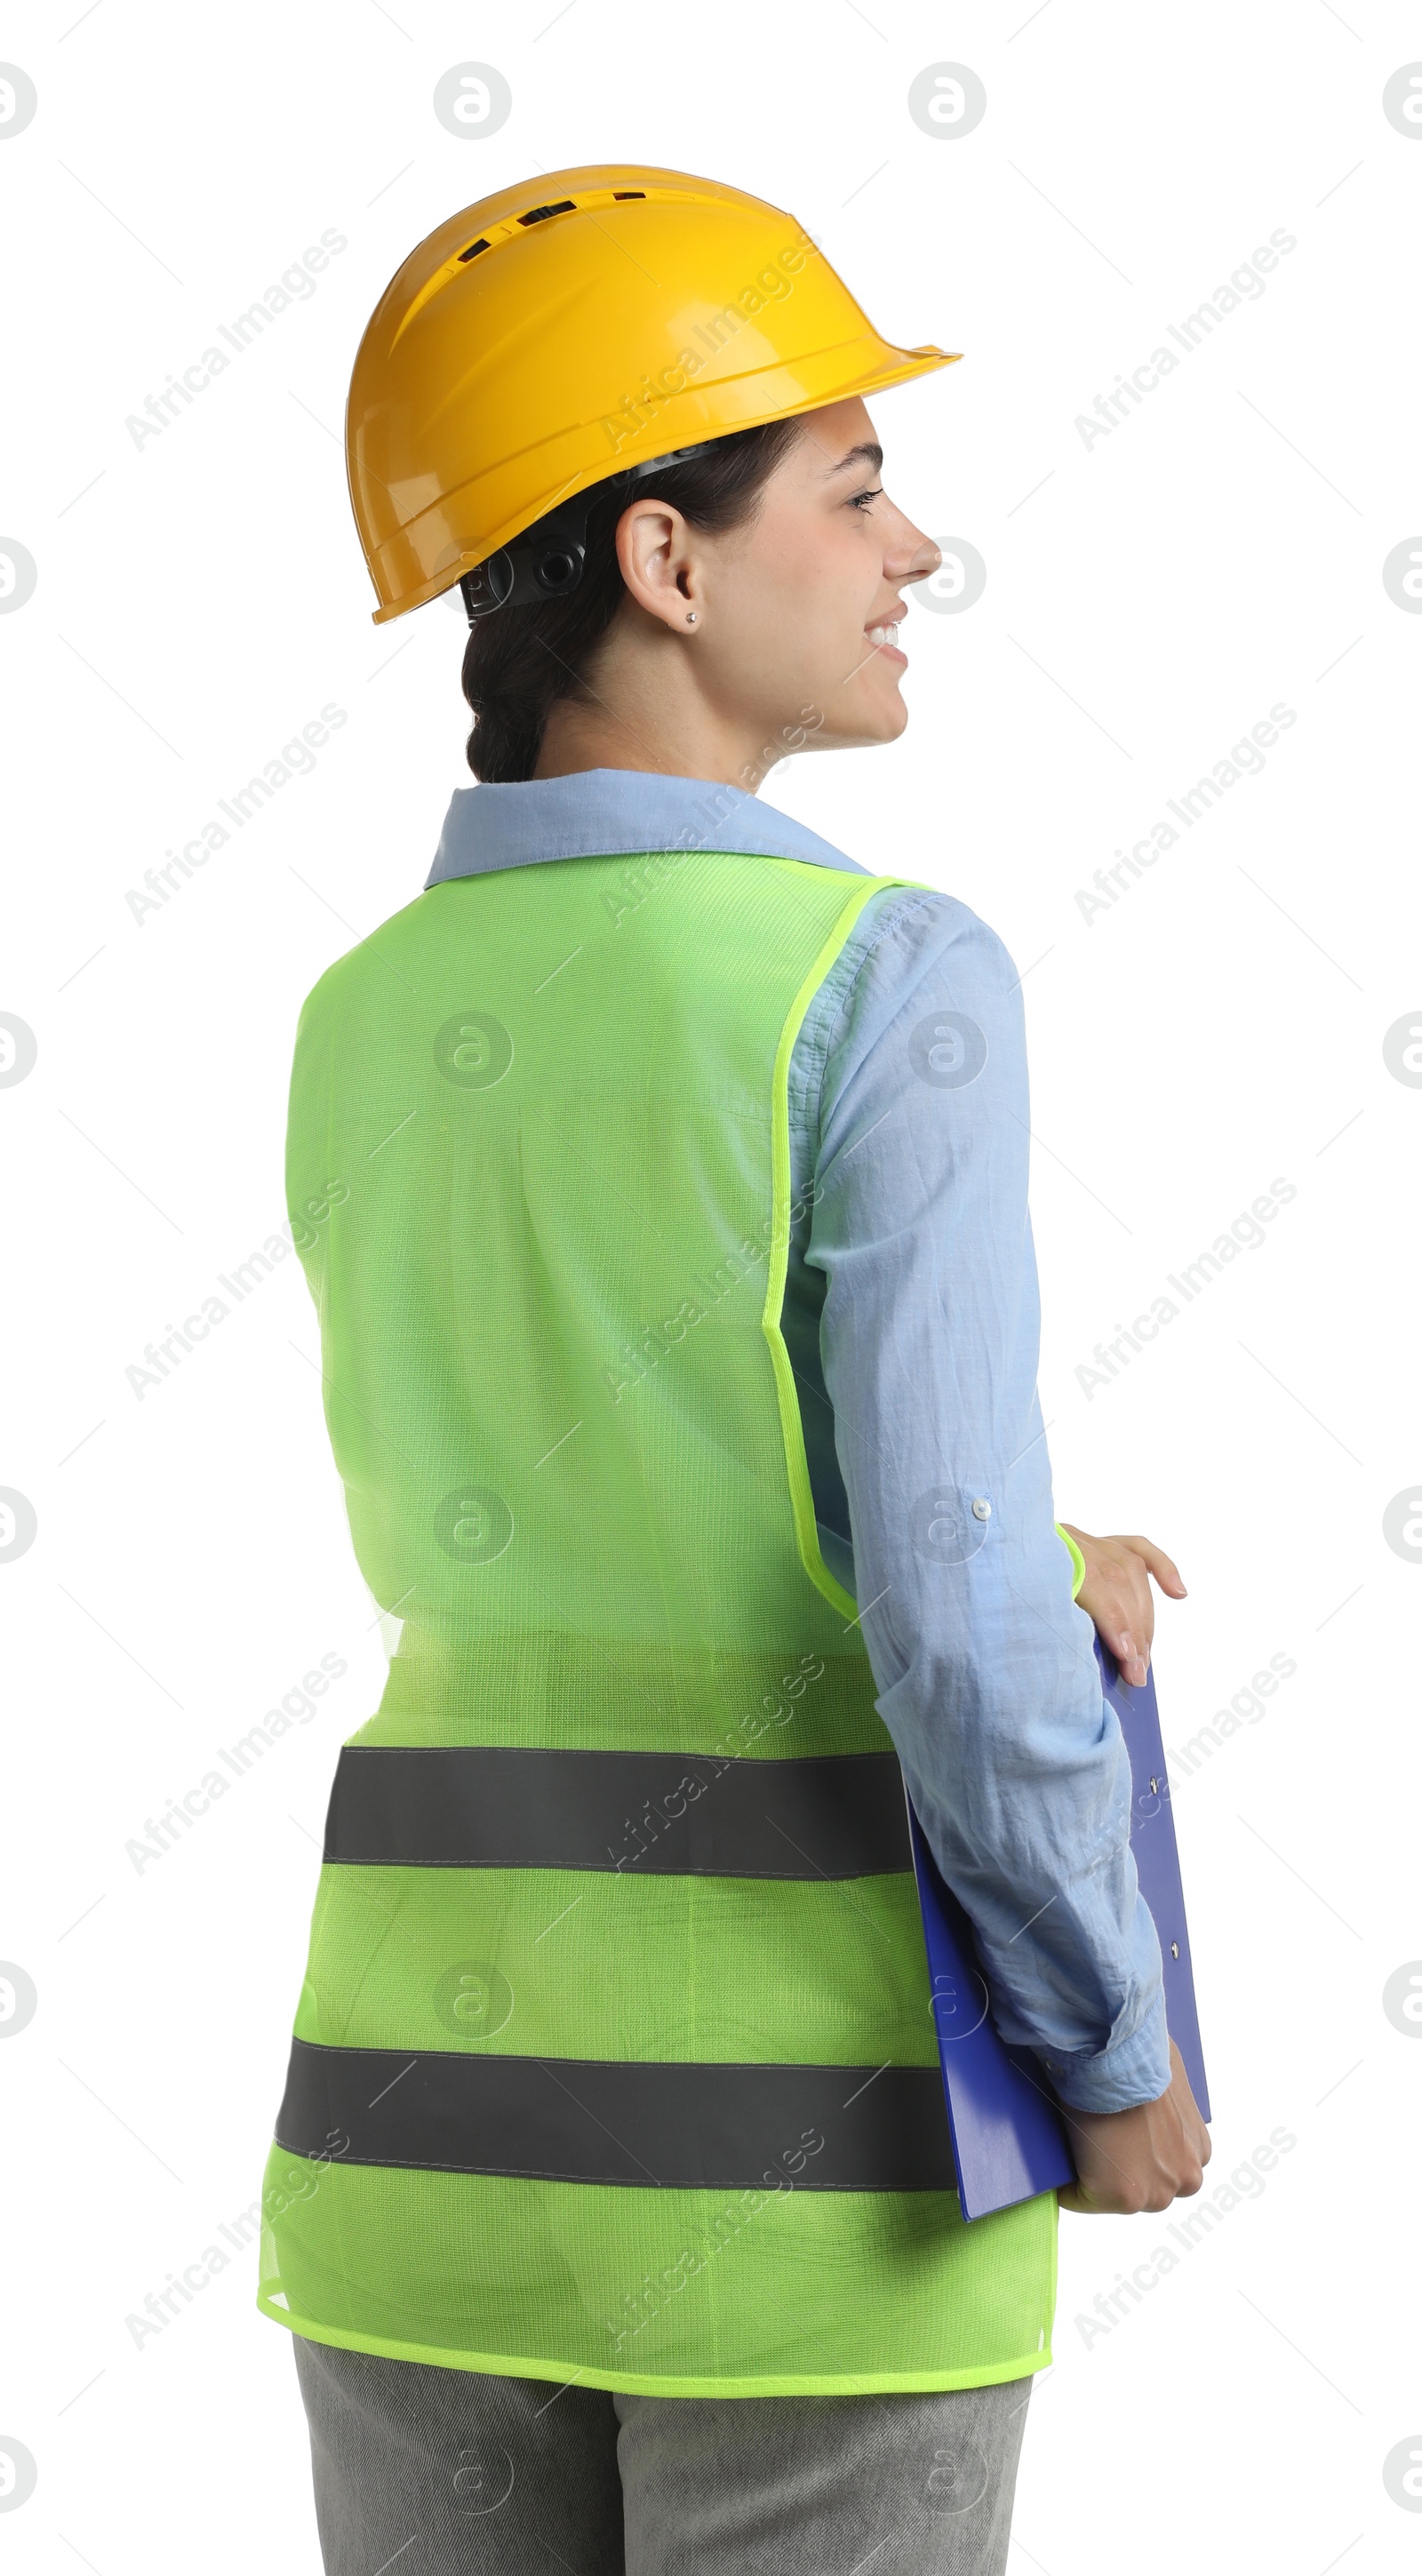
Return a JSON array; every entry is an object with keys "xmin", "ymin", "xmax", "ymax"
[{"xmin": 907, "ymin": 1636, "xmax": 1210, "ymax": 2220}]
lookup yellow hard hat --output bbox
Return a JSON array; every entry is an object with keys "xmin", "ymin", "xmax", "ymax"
[{"xmin": 346, "ymin": 162, "xmax": 960, "ymax": 623}]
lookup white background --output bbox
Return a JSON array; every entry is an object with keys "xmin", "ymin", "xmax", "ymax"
[{"xmin": 3, "ymin": 1, "xmax": 1418, "ymax": 2567}]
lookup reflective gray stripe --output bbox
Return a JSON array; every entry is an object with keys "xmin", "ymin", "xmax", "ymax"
[
  {"xmin": 275, "ymin": 2038, "xmax": 956, "ymax": 2193},
  {"xmin": 323, "ymin": 1745, "xmax": 913, "ymax": 1879}
]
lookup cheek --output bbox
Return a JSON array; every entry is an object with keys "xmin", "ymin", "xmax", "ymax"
[
  {"xmin": 728, "ymin": 557, "xmax": 837, "ymax": 684},
  {"xmin": 712, "ymin": 519, "xmax": 883, "ymax": 709},
  {"xmin": 787, "ymin": 545, "xmax": 880, "ymax": 672}
]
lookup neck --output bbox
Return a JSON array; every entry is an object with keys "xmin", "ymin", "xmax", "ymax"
[{"xmin": 531, "ymin": 630, "xmax": 772, "ymax": 791}]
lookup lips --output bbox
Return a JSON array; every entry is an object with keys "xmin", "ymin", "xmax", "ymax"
[{"xmin": 864, "ymin": 598, "xmax": 908, "ymax": 660}]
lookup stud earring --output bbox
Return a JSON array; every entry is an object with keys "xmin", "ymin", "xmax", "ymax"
[{"xmin": 685, "ymin": 611, "xmax": 698, "ymax": 625}]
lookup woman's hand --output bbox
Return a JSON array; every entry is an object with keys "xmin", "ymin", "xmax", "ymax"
[
  {"xmin": 1059, "ymin": 1524, "xmax": 1186, "ymax": 1687},
  {"xmin": 1057, "ymin": 2038, "xmax": 1210, "ymax": 2215}
]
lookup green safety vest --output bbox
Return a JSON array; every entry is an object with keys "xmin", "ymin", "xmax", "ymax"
[{"xmin": 257, "ymin": 844, "xmax": 1058, "ymax": 2396}]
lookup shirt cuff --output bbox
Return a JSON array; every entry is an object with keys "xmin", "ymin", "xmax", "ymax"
[
  {"xmin": 1055, "ymin": 1523, "xmax": 1086, "ymax": 1600},
  {"xmin": 1033, "ymin": 1987, "xmax": 1171, "ymax": 2114}
]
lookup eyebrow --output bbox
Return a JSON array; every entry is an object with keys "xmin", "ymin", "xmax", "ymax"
[{"xmin": 821, "ymin": 440, "xmax": 883, "ymax": 479}]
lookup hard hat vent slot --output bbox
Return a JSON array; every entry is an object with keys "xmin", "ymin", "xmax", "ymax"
[
  {"xmin": 612, "ymin": 190, "xmax": 645, "ymax": 200},
  {"xmin": 518, "ymin": 199, "xmax": 577, "ymax": 227},
  {"xmin": 458, "ymin": 237, "xmax": 491, "ymax": 262}
]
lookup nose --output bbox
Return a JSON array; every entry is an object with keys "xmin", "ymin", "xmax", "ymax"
[{"xmin": 888, "ymin": 527, "xmax": 943, "ymax": 588}]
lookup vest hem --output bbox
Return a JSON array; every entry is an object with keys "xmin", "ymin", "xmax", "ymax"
[{"xmin": 258, "ymin": 2292, "xmax": 1053, "ymax": 2396}]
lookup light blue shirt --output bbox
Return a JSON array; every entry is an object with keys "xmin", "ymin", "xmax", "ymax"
[{"xmin": 427, "ymin": 768, "xmax": 1170, "ymax": 2114}]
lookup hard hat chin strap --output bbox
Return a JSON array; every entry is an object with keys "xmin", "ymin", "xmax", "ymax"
[{"xmin": 459, "ymin": 440, "xmax": 723, "ymax": 621}]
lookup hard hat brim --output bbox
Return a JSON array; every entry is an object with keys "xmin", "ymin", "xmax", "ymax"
[{"xmin": 370, "ymin": 344, "xmax": 962, "ymax": 623}]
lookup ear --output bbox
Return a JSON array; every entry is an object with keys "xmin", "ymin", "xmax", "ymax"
[{"xmin": 613, "ymin": 498, "xmax": 700, "ymax": 631}]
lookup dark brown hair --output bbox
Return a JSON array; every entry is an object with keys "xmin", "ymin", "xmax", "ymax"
[{"xmin": 459, "ymin": 419, "xmax": 803, "ymax": 784}]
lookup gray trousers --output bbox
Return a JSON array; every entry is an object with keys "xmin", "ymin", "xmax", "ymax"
[{"xmin": 292, "ymin": 2335, "xmax": 1034, "ymax": 2575}]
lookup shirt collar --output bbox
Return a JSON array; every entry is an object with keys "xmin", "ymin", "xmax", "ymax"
[{"xmin": 423, "ymin": 767, "xmax": 867, "ymax": 887}]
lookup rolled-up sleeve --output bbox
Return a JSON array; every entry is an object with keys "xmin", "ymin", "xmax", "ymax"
[{"xmin": 803, "ymin": 888, "xmax": 1170, "ymax": 2115}]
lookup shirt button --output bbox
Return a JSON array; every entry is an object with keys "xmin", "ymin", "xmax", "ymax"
[{"xmin": 971, "ymin": 1497, "xmax": 992, "ymax": 1521}]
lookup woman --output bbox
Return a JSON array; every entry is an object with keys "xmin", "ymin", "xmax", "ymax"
[{"xmin": 260, "ymin": 164, "xmax": 1208, "ymax": 2574}]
